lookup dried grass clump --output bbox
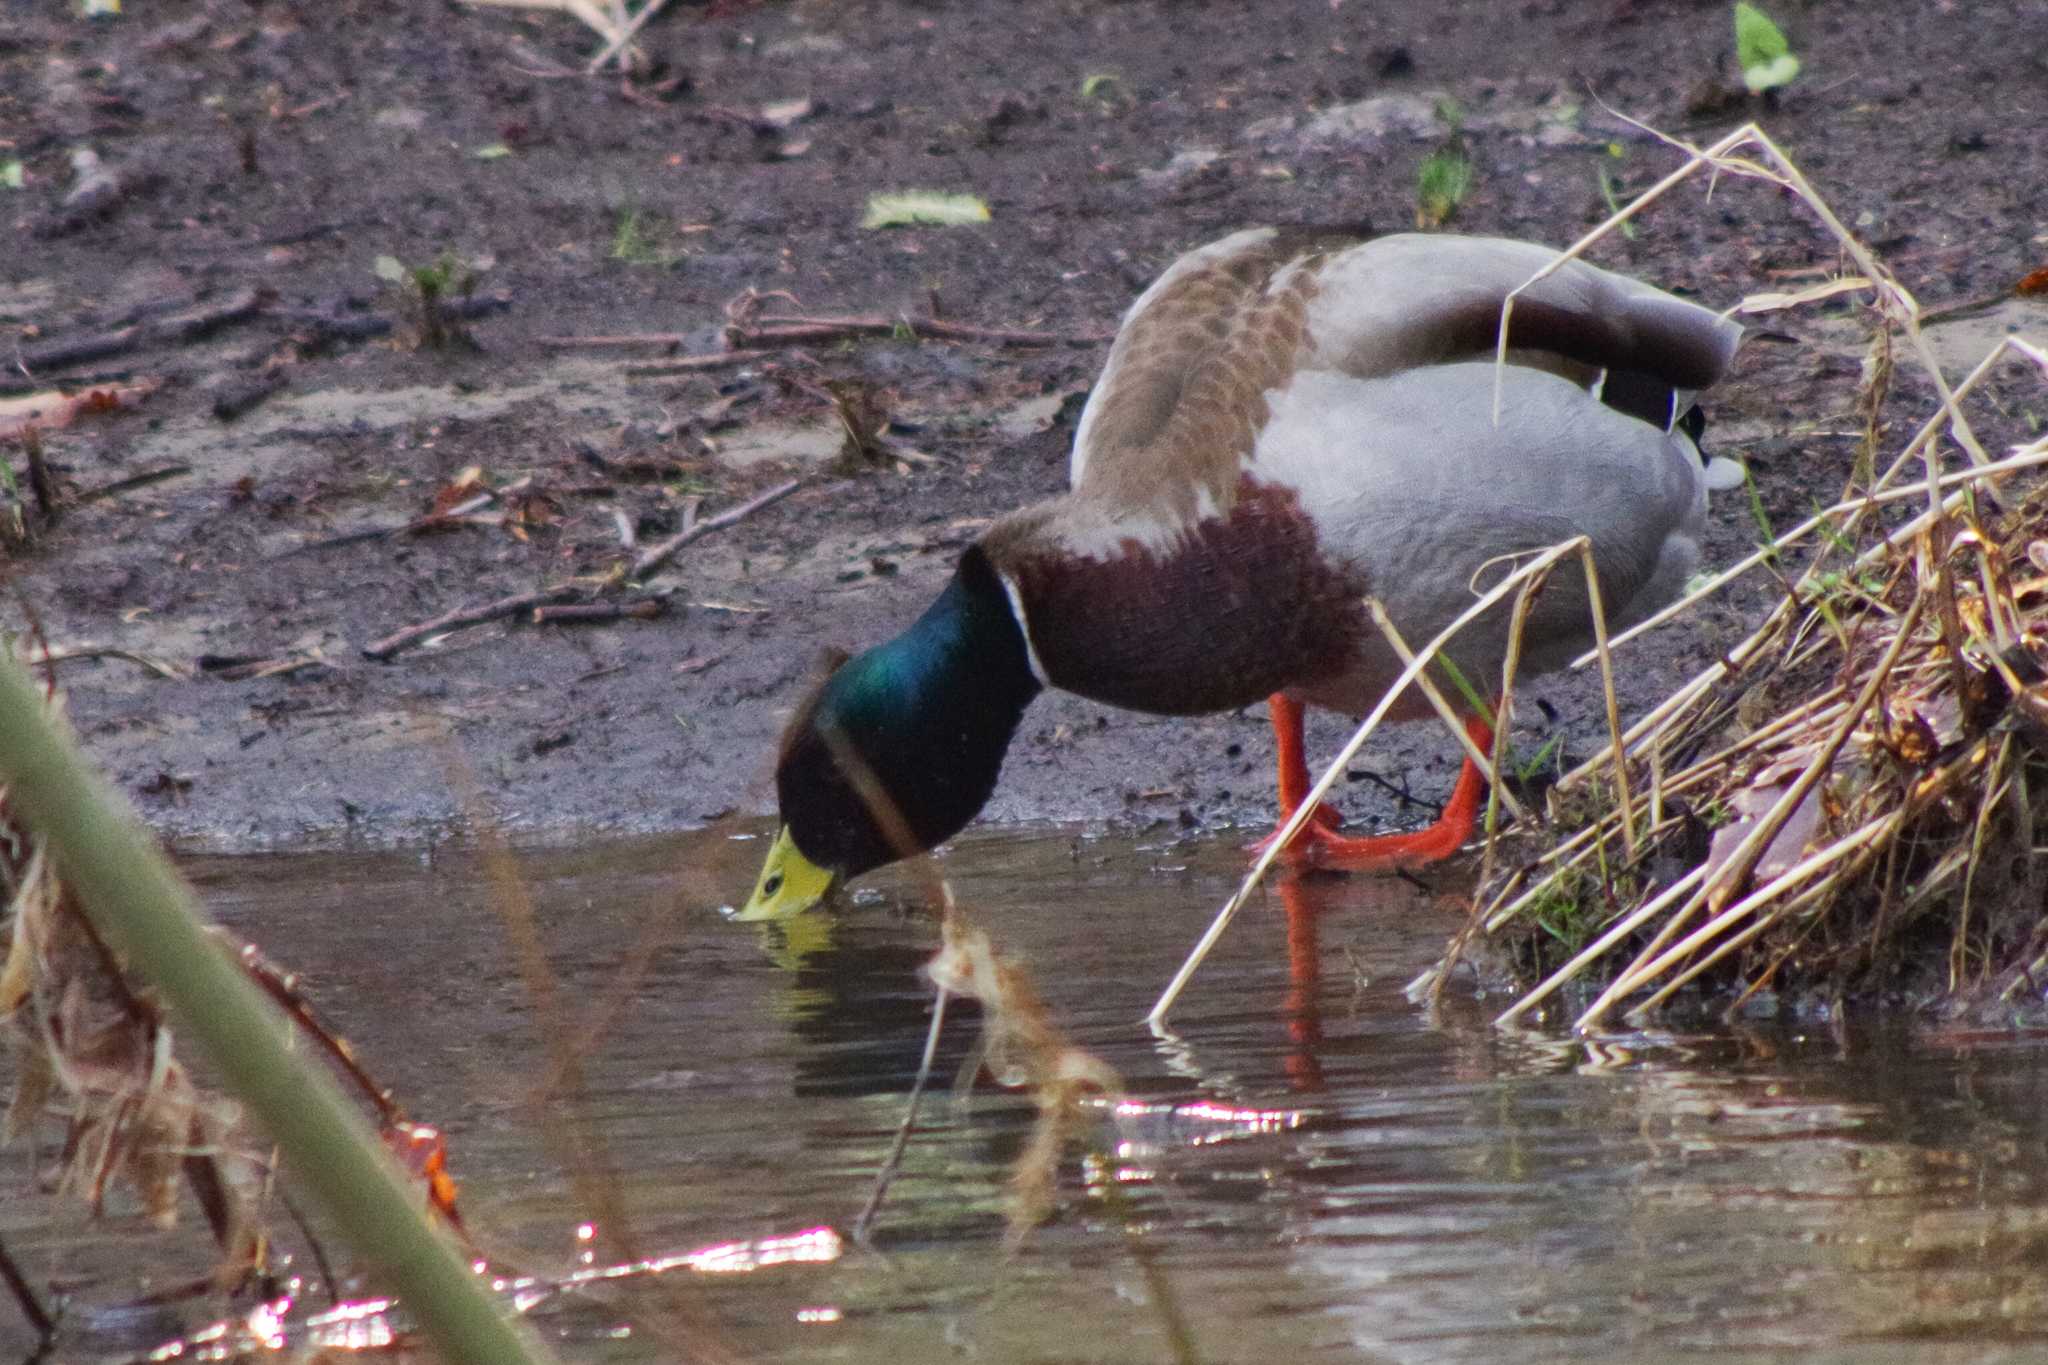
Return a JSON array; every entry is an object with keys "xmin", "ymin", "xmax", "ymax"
[
  {"xmin": 895, "ymin": 894, "xmax": 1121, "ymax": 1245},
  {"xmin": 1471, "ymin": 466, "xmax": 2048, "ymax": 1030},
  {"xmin": 0, "ymin": 660, "xmax": 486, "ymax": 1344},
  {"xmin": 0, "ymin": 715, "xmax": 270, "ymax": 1288},
  {"xmin": 1415, "ymin": 125, "xmax": 2048, "ymax": 1031}
]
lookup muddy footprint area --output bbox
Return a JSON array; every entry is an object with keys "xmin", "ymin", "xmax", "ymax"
[{"xmin": 3, "ymin": 0, "xmax": 2044, "ymax": 860}]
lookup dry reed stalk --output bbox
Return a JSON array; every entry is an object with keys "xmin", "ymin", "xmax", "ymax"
[
  {"xmin": 1151, "ymin": 535, "xmax": 1604, "ymax": 1026},
  {"xmin": 1364, "ymin": 600, "xmax": 1531, "ymax": 829}
]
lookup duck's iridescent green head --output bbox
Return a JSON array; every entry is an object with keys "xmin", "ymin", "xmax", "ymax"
[{"xmin": 734, "ymin": 547, "xmax": 1042, "ymax": 920}]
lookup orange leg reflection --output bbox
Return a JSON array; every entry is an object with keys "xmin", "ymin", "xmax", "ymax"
[{"xmin": 1278, "ymin": 873, "xmax": 1326, "ymax": 1094}]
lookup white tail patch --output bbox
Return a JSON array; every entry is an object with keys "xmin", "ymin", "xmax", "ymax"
[{"xmin": 1704, "ymin": 455, "xmax": 1747, "ymax": 492}]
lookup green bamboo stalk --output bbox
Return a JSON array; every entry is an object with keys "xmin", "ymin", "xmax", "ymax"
[{"xmin": 0, "ymin": 657, "xmax": 557, "ymax": 1365}]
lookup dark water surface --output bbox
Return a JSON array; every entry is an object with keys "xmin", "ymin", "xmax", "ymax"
[{"xmin": 14, "ymin": 829, "xmax": 2048, "ymax": 1363}]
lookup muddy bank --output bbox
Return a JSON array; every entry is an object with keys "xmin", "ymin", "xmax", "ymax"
[{"xmin": 4, "ymin": 0, "xmax": 2044, "ymax": 863}]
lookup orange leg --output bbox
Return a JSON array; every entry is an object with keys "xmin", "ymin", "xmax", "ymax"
[
  {"xmin": 1256, "ymin": 695, "xmax": 1496, "ymax": 872},
  {"xmin": 1248, "ymin": 694, "xmax": 1343, "ymax": 860}
]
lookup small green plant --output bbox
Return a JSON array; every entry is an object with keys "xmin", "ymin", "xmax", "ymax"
[
  {"xmin": 1741, "ymin": 463, "xmax": 1778, "ymax": 563},
  {"xmin": 861, "ymin": 191, "xmax": 992, "ymax": 229},
  {"xmin": 609, "ymin": 207, "xmax": 687, "ymax": 267},
  {"xmin": 372, "ymin": 250, "xmax": 480, "ymax": 350},
  {"xmin": 1430, "ymin": 652, "xmax": 1489, "ymax": 720},
  {"xmin": 1414, "ymin": 147, "xmax": 1472, "ymax": 229},
  {"xmin": 1514, "ymin": 733, "xmax": 1566, "ymax": 788},
  {"xmin": 1529, "ymin": 886, "xmax": 1596, "ymax": 952},
  {"xmin": 0, "ymin": 453, "xmax": 29, "ymax": 547},
  {"xmin": 1078, "ymin": 72, "xmax": 1124, "ymax": 103},
  {"xmin": 1734, "ymin": 2, "xmax": 1801, "ymax": 94},
  {"xmin": 1808, "ymin": 567, "xmax": 1890, "ymax": 607},
  {"xmin": 1594, "ymin": 143, "xmax": 1638, "ymax": 240},
  {"xmin": 1520, "ymin": 865, "xmax": 1626, "ymax": 957}
]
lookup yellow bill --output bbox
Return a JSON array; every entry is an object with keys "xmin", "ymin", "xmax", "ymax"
[{"xmin": 732, "ymin": 826, "xmax": 836, "ymax": 921}]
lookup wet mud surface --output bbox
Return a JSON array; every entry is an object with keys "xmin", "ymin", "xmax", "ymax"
[{"xmin": 4, "ymin": 0, "xmax": 2045, "ymax": 860}]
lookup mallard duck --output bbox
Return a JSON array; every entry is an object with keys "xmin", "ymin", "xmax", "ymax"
[{"xmin": 735, "ymin": 228, "xmax": 1743, "ymax": 920}]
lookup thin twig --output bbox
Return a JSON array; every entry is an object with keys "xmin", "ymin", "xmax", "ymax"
[
  {"xmin": 14, "ymin": 288, "xmax": 265, "ymax": 373},
  {"xmin": 277, "ymin": 483, "xmax": 522, "ymax": 559},
  {"xmin": 529, "ymin": 598, "xmax": 667, "ymax": 625},
  {"xmin": 69, "ymin": 463, "xmax": 191, "ymax": 505},
  {"xmin": 629, "ymin": 477, "xmax": 802, "ymax": 580},
  {"xmin": 725, "ymin": 313, "xmax": 1112, "ymax": 350},
  {"xmin": 0, "ymin": 1231, "xmax": 54, "ymax": 1344},
  {"xmin": 362, "ymin": 586, "xmax": 582, "ymax": 661},
  {"xmin": 852, "ymin": 986, "xmax": 950, "ymax": 1248},
  {"xmin": 20, "ymin": 644, "xmax": 190, "ymax": 680}
]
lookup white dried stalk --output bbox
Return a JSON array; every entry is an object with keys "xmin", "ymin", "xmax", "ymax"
[{"xmin": 1148, "ymin": 536, "xmax": 1595, "ymax": 1028}]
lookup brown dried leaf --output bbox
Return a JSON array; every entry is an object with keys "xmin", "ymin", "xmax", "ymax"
[
  {"xmin": 927, "ymin": 902, "xmax": 1120, "ymax": 1241},
  {"xmin": 1704, "ymin": 779, "xmax": 1825, "ymax": 890},
  {"xmin": 429, "ymin": 466, "xmax": 490, "ymax": 515},
  {"xmin": 5, "ymin": 1044, "xmax": 54, "ymax": 1142}
]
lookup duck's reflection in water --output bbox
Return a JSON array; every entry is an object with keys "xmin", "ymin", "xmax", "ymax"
[{"xmin": 758, "ymin": 909, "xmax": 986, "ymax": 1101}]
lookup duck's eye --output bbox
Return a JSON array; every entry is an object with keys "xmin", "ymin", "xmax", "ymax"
[{"xmin": 762, "ymin": 872, "xmax": 784, "ymax": 898}]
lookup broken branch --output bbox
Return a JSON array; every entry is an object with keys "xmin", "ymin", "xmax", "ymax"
[
  {"xmin": 629, "ymin": 477, "xmax": 802, "ymax": 580},
  {"xmin": 362, "ymin": 586, "xmax": 582, "ymax": 661},
  {"xmin": 529, "ymin": 598, "xmax": 668, "ymax": 625},
  {"xmin": 725, "ymin": 312, "xmax": 1110, "ymax": 350},
  {"xmin": 14, "ymin": 289, "xmax": 266, "ymax": 373}
]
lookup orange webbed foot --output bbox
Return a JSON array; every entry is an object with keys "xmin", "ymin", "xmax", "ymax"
[{"xmin": 1258, "ymin": 698, "xmax": 1494, "ymax": 872}]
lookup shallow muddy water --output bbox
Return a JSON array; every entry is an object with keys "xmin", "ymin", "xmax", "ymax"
[{"xmin": 13, "ymin": 830, "xmax": 2048, "ymax": 1363}]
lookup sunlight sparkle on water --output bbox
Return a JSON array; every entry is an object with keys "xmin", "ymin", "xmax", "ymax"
[
  {"xmin": 683, "ymin": 1225, "xmax": 843, "ymax": 1275},
  {"xmin": 244, "ymin": 1297, "xmax": 287, "ymax": 1350},
  {"xmin": 304, "ymin": 1298, "xmax": 398, "ymax": 1351},
  {"xmin": 146, "ymin": 1294, "xmax": 395, "ymax": 1361},
  {"xmin": 555, "ymin": 1224, "xmax": 845, "ymax": 1287},
  {"xmin": 1112, "ymin": 1098, "xmax": 1303, "ymax": 1152}
]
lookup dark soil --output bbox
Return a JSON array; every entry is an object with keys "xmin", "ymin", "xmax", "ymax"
[{"xmin": 4, "ymin": 0, "xmax": 2045, "ymax": 868}]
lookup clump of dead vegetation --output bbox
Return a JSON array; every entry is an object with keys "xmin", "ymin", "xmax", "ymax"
[
  {"xmin": 0, "ymin": 698, "xmax": 267, "ymax": 1338},
  {"xmin": 1417, "ymin": 125, "xmax": 2048, "ymax": 1030},
  {"xmin": 0, "ymin": 655, "xmax": 483, "ymax": 1353},
  {"xmin": 1467, "ymin": 452, "xmax": 2048, "ymax": 1030}
]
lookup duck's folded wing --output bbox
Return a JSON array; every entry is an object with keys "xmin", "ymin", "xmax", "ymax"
[{"xmin": 1066, "ymin": 230, "xmax": 1741, "ymax": 527}]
